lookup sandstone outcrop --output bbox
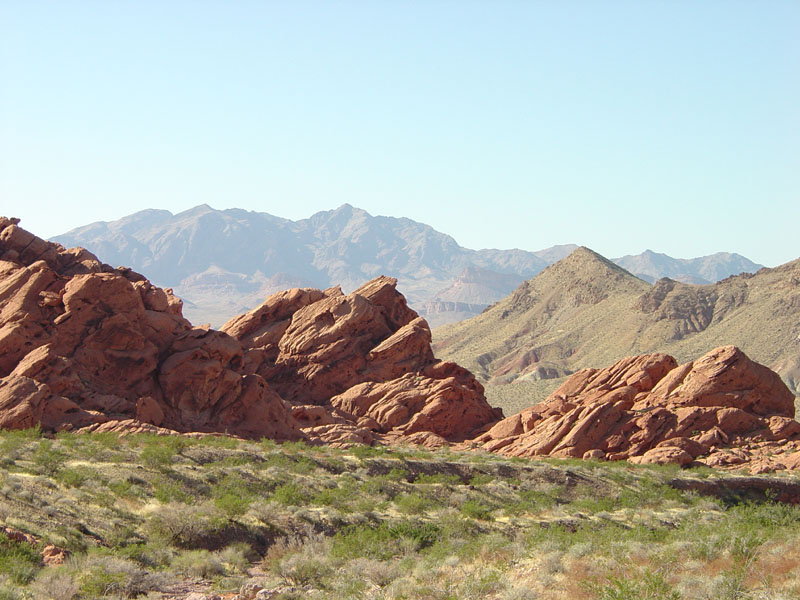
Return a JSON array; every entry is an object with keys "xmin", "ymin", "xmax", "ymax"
[
  {"xmin": 0, "ymin": 217, "xmax": 499, "ymax": 445},
  {"xmin": 473, "ymin": 346, "xmax": 800, "ymax": 472},
  {"xmin": 223, "ymin": 275, "xmax": 502, "ymax": 442}
]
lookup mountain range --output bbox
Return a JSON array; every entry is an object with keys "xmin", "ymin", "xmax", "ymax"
[
  {"xmin": 53, "ymin": 204, "xmax": 763, "ymax": 327},
  {"xmin": 433, "ymin": 247, "xmax": 800, "ymax": 413}
]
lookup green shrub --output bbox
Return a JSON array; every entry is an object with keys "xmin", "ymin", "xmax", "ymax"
[
  {"xmin": 56, "ymin": 467, "xmax": 92, "ymax": 488},
  {"xmin": 272, "ymin": 483, "xmax": 308, "ymax": 506},
  {"xmin": 0, "ymin": 426, "xmax": 41, "ymax": 456},
  {"xmin": 32, "ymin": 440, "xmax": 65, "ymax": 476},
  {"xmin": 460, "ymin": 499, "xmax": 493, "ymax": 521},
  {"xmin": 0, "ymin": 531, "xmax": 41, "ymax": 584},
  {"xmin": 154, "ymin": 477, "xmax": 194, "ymax": 504},
  {"xmin": 394, "ymin": 492, "xmax": 432, "ymax": 515},
  {"xmin": 332, "ymin": 521, "xmax": 441, "ymax": 560},
  {"xmin": 140, "ymin": 437, "xmax": 187, "ymax": 470}
]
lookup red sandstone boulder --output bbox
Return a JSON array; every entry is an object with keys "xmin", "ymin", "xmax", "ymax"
[
  {"xmin": 0, "ymin": 218, "xmax": 304, "ymax": 441},
  {"xmin": 478, "ymin": 346, "xmax": 800, "ymax": 472},
  {"xmin": 224, "ymin": 275, "xmax": 500, "ymax": 442}
]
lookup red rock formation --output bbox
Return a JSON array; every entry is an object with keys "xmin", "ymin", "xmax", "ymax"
[
  {"xmin": 474, "ymin": 346, "xmax": 800, "ymax": 472},
  {"xmin": 1, "ymin": 217, "xmax": 499, "ymax": 445},
  {"xmin": 223, "ymin": 276, "xmax": 501, "ymax": 442},
  {"xmin": 0, "ymin": 217, "xmax": 302, "ymax": 440}
]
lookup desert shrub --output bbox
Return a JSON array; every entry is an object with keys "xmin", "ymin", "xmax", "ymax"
[
  {"xmin": 332, "ymin": 521, "xmax": 440, "ymax": 560},
  {"xmin": 345, "ymin": 557, "xmax": 401, "ymax": 588},
  {"xmin": 145, "ymin": 502, "xmax": 227, "ymax": 548},
  {"xmin": 350, "ymin": 445, "xmax": 387, "ymax": 459},
  {"xmin": 272, "ymin": 482, "xmax": 308, "ymax": 506},
  {"xmin": 197, "ymin": 435, "xmax": 240, "ymax": 449},
  {"xmin": 217, "ymin": 542, "xmax": 252, "ymax": 573},
  {"xmin": 56, "ymin": 466, "xmax": 93, "ymax": 488},
  {"xmin": 414, "ymin": 473, "xmax": 462, "ymax": 485},
  {"xmin": 0, "ymin": 426, "xmax": 41, "ymax": 456},
  {"xmin": 30, "ymin": 569, "xmax": 80, "ymax": 600},
  {"xmin": 140, "ymin": 436, "xmax": 187, "ymax": 470},
  {"xmin": 210, "ymin": 473, "xmax": 259, "ymax": 517},
  {"xmin": 278, "ymin": 553, "xmax": 332, "ymax": 587},
  {"xmin": 0, "ymin": 531, "xmax": 41, "ymax": 584},
  {"xmin": 170, "ymin": 549, "xmax": 226, "ymax": 578},
  {"xmin": 76, "ymin": 554, "xmax": 166, "ymax": 598},
  {"xmin": 583, "ymin": 569, "xmax": 680, "ymax": 600},
  {"xmin": 460, "ymin": 499, "xmax": 493, "ymax": 521},
  {"xmin": 469, "ymin": 473, "xmax": 495, "ymax": 486},
  {"xmin": 394, "ymin": 492, "xmax": 433, "ymax": 515},
  {"xmin": 153, "ymin": 477, "xmax": 194, "ymax": 504},
  {"xmin": 32, "ymin": 439, "xmax": 65, "ymax": 476}
]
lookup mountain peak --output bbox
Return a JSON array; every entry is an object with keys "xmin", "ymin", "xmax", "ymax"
[{"xmin": 175, "ymin": 204, "xmax": 216, "ymax": 218}]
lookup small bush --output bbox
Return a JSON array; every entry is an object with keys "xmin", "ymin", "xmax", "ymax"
[
  {"xmin": 272, "ymin": 483, "xmax": 308, "ymax": 506},
  {"xmin": 0, "ymin": 531, "xmax": 41, "ymax": 584},
  {"xmin": 460, "ymin": 499, "xmax": 493, "ymax": 521},
  {"xmin": 394, "ymin": 493, "xmax": 432, "ymax": 515},
  {"xmin": 30, "ymin": 570, "xmax": 80, "ymax": 600},
  {"xmin": 32, "ymin": 440, "xmax": 65, "ymax": 476},
  {"xmin": 170, "ymin": 549, "xmax": 226, "ymax": 578}
]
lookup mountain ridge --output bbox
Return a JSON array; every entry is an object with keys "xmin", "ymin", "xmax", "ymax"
[{"xmin": 53, "ymin": 204, "xmax": 764, "ymax": 327}]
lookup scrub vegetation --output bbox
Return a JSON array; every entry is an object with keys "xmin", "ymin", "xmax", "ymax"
[{"xmin": 2, "ymin": 427, "xmax": 800, "ymax": 599}]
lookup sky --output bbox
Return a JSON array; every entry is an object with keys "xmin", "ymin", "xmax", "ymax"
[{"xmin": 1, "ymin": 1, "xmax": 798, "ymax": 267}]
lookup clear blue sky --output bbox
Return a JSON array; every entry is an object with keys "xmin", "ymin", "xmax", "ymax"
[{"xmin": 2, "ymin": 1, "xmax": 798, "ymax": 266}]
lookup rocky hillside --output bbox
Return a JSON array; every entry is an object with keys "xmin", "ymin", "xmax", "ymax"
[
  {"xmin": 52, "ymin": 205, "xmax": 761, "ymax": 328},
  {"xmin": 434, "ymin": 246, "xmax": 800, "ymax": 406},
  {"xmin": 0, "ymin": 216, "xmax": 500, "ymax": 445}
]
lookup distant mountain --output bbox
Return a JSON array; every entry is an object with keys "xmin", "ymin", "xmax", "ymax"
[
  {"xmin": 53, "ymin": 205, "xmax": 765, "ymax": 328},
  {"xmin": 53, "ymin": 204, "xmax": 552, "ymax": 326},
  {"xmin": 433, "ymin": 247, "xmax": 800, "ymax": 414},
  {"xmin": 613, "ymin": 249, "xmax": 763, "ymax": 284}
]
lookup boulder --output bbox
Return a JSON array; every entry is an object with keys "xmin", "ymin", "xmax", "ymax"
[{"xmin": 478, "ymin": 346, "xmax": 800, "ymax": 472}]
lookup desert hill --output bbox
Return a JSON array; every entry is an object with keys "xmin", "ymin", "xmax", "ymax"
[
  {"xmin": 52, "ymin": 205, "xmax": 762, "ymax": 328},
  {"xmin": 433, "ymin": 247, "xmax": 800, "ymax": 410}
]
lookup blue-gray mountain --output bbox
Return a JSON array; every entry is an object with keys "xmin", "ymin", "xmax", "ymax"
[{"xmin": 52, "ymin": 204, "xmax": 763, "ymax": 327}]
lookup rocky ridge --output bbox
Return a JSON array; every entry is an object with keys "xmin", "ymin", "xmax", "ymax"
[
  {"xmin": 0, "ymin": 217, "xmax": 500, "ymax": 444},
  {"xmin": 434, "ymin": 246, "xmax": 800, "ymax": 400}
]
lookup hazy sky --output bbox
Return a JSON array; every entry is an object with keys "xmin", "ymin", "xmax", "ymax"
[{"xmin": 2, "ymin": 1, "xmax": 798, "ymax": 266}]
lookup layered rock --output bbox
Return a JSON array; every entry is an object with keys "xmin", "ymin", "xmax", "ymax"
[
  {"xmin": 1, "ymin": 217, "xmax": 499, "ymax": 445},
  {"xmin": 473, "ymin": 346, "xmax": 800, "ymax": 472},
  {"xmin": 222, "ymin": 276, "xmax": 501, "ymax": 442},
  {"xmin": 0, "ymin": 217, "xmax": 302, "ymax": 440}
]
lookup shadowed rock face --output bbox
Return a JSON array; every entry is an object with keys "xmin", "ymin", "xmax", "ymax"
[
  {"xmin": 0, "ymin": 217, "xmax": 500, "ymax": 444},
  {"xmin": 473, "ymin": 345, "xmax": 800, "ymax": 473}
]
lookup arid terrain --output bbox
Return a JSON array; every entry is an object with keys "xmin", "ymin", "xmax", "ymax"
[
  {"xmin": 434, "ymin": 247, "xmax": 800, "ymax": 414},
  {"xmin": 4, "ymin": 429, "xmax": 800, "ymax": 599},
  {"xmin": 2, "ymin": 215, "xmax": 800, "ymax": 599}
]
